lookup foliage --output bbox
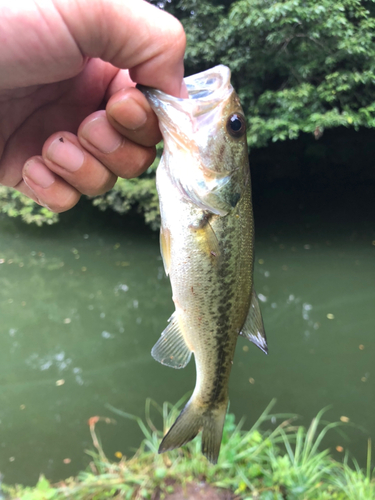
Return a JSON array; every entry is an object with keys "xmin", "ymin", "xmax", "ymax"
[
  {"xmin": 2, "ymin": 0, "xmax": 375, "ymax": 228},
  {"xmin": 4, "ymin": 399, "xmax": 375, "ymax": 500},
  {"xmin": 163, "ymin": 0, "xmax": 375, "ymax": 147},
  {"xmin": 0, "ymin": 186, "xmax": 58, "ymax": 226}
]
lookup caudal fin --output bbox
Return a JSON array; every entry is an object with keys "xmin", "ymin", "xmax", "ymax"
[{"xmin": 159, "ymin": 398, "xmax": 227, "ymax": 464}]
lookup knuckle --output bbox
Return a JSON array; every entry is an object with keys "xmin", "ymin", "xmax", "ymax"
[
  {"xmin": 171, "ymin": 20, "xmax": 186, "ymax": 55},
  {"xmin": 149, "ymin": 11, "xmax": 185, "ymax": 59},
  {"xmin": 166, "ymin": 16, "xmax": 186, "ymax": 44},
  {"xmin": 161, "ymin": 19, "xmax": 186, "ymax": 60}
]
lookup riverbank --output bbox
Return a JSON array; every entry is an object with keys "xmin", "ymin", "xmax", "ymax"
[{"xmin": 3, "ymin": 400, "xmax": 374, "ymax": 500}]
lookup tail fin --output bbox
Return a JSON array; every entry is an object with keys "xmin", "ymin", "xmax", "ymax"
[{"xmin": 159, "ymin": 398, "xmax": 227, "ymax": 464}]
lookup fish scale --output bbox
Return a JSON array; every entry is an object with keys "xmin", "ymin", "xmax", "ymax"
[{"xmin": 140, "ymin": 65, "xmax": 267, "ymax": 463}]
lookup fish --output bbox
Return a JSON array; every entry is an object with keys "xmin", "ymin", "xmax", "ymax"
[{"xmin": 140, "ymin": 65, "xmax": 267, "ymax": 464}]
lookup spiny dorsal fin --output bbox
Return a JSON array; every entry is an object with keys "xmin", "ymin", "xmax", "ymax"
[
  {"xmin": 152, "ymin": 312, "xmax": 192, "ymax": 369},
  {"xmin": 240, "ymin": 289, "xmax": 268, "ymax": 354},
  {"xmin": 160, "ymin": 225, "xmax": 171, "ymax": 276}
]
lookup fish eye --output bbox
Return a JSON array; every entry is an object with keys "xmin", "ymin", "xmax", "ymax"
[{"xmin": 226, "ymin": 113, "xmax": 246, "ymax": 138}]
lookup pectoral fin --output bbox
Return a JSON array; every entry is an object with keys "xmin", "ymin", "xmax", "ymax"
[
  {"xmin": 152, "ymin": 312, "xmax": 192, "ymax": 369},
  {"xmin": 240, "ymin": 289, "xmax": 268, "ymax": 354},
  {"xmin": 177, "ymin": 169, "xmax": 234, "ymax": 216},
  {"xmin": 190, "ymin": 214, "xmax": 221, "ymax": 261}
]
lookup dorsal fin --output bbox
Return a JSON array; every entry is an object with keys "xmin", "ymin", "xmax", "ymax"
[
  {"xmin": 240, "ymin": 289, "xmax": 268, "ymax": 354},
  {"xmin": 152, "ymin": 312, "xmax": 192, "ymax": 369}
]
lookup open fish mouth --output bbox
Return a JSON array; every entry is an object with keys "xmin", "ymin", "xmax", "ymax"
[
  {"xmin": 139, "ymin": 65, "xmax": 234, "ymax": 141},
  {"xmin": 185, "ymin": 65, "xmax": 233, "ymax": 113},
  {"xmin": 140, "ymin": 65, "xmax": 232, "ymax": 107}
]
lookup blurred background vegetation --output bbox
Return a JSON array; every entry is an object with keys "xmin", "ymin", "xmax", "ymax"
[{"xmin": 1, "ymin": 0, "xmax": 374, "ymax": 228}]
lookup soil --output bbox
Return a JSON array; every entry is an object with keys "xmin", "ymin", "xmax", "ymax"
[{"xmin": 154, "ymin": 481, "xmax": 240, "ymax": 500}]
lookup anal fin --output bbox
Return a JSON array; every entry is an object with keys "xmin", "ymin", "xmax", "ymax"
[
  {"xmin": 240, "ymin": 289, "xmax": 268, "ymax": 354},
  {"xmin": 152, "ymin": 312, "xmax": 192, "ymax": 369}
]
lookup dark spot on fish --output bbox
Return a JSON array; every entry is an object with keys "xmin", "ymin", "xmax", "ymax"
[
  {"xmin": 210, "ymin": 251, "xmax": 217, "ymax": 257},
  {"xmin": 59, "ymin": 137, "xmax": 64, "ymax": 143},
  {"xmin": 229, "ymin": 192, "xmax": 241, "ymax": 208},
  {"xmin": 218, "ymin": 144, "xmax": 225, "ymax": 163}
]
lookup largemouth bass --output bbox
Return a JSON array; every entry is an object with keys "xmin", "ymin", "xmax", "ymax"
[{"xmin": 141, "ymin": 65, "xmax": 267, "ymax": 464}]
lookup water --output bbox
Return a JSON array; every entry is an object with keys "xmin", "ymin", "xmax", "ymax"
[{"xmin": 0, "ymin": 182, "xmax": 374, "ymax": 486}]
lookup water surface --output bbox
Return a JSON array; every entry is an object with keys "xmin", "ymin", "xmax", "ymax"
[{"xmin": 0, "ymin": 184, "xmax": 374, "ymax": 485}]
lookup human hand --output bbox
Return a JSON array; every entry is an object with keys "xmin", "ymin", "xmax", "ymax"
[{"xmin": 0, "ymin": 0, "xmax": 186, "ymax": 212}]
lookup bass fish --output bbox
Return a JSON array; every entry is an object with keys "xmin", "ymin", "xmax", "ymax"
[{"xmin": 141, "ymin": 65, "xmax": 267, "ymax": 464}]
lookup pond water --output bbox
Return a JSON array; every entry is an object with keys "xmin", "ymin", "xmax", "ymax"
[{"xmin": 0, "ymin": 181, "xmax": 374, "ymax": 486}]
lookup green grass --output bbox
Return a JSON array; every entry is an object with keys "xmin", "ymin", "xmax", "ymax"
[{"xmin": 3, "ymin": 398, "xmax": 374, "ymax": 500}]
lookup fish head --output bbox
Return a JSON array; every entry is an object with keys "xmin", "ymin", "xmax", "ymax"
[{"xmin": 140, "ymin": 65, "xmax": 250, "ymax": 216}]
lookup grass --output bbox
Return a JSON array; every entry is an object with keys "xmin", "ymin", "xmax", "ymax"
[{"xmin": 3, "ymin": 398, "xmax": 374, "ymax": 500}]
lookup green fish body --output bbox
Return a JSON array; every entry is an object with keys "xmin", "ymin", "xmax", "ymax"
[{"xmin": 142, "ymin": 65, "xmax": 267, "ymax": 464}]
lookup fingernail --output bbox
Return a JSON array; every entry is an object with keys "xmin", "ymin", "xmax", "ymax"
[
  {"xmin": 46, "ymin": 137, "xmax": 85, "ymax": 171},
  {"xmin": 109, "ymin": 98, "xmax": 148, "ymax": 131},
  {"xmin": 24, "ymin": 160, "xmax": 55, "ymax": 188},
  {"xmin": 81, "ymin": 116, "xmax": 122, "ymax": 153}
]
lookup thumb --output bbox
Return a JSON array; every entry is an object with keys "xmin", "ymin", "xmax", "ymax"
[{"xmin": 55, "ymin": 0, "xmax": 186, "ymax": 97}]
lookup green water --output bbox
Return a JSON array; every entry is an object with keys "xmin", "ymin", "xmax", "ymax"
[{"xmin": 0, "ymin": 183, "xmax": 374, "ymax": 486}]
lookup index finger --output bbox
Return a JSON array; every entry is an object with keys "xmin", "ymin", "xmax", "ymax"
[{"xmin": 55, "ymin": 0, "xmax": 187, "ymax": 97}]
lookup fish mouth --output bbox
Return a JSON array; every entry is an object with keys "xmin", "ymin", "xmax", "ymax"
[
  {"xmin": 139, "ymin": 65, "xmax": 233, "ymax": 145},
  {"xmin": 139, "ymin": 65, "xmax": 232, "ymax": 109},
  {"xmin": 185, "ymin": 65, "xmax": 232, "ymax": 112}
]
